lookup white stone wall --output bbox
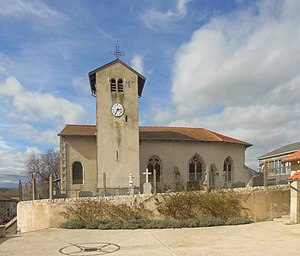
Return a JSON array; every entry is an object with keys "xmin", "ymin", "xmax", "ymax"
[{"xmin": 17, "ymin": 186, "xmax": 290, "ymax": 233}]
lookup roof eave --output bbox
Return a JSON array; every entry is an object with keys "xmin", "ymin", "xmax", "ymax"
[
  {"xmin": 140, "ymin": 138, "xmax": 251, "ymax": 147},
  {"xmin": 258, "ymin": 150, "xmax": 299, "ymax": 160}
]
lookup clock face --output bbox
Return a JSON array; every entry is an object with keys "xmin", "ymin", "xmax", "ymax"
[{"xmin": 111, "ymin": 103, "xmax": 124, "ymax": 117}]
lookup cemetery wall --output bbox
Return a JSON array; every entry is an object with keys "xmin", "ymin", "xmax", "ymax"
[{"xmin": 17, "ymin": 185, "xmax": 290, "ymax": 233}]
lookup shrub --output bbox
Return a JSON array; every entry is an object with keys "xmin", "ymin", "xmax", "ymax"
[
  {"xmin": 156, "ymin": 192, "xmax": 200, "ymax": 220},
  {"xmin": 60, "ymin": 191, "xmax": 249, "ymax": 230},
  {"xmin": 60, "ymin": 219, "xmax": 85, "ymax": 229},
  {"xmin": 197, "ymin": 191, "xmax": 242, "ymax": 220},
  {"xmin": 60, "ymin": 198, "xmax": 113, "ymax": 224},
  {"xmin": 225, "ymin": 216, "xmax": 252, "ymax": 225},
  {"xmin": 61, "ymin": 216, "xmax": 250, "ymax": 230},
  {"xmin": 156, "ymin": 190, "xmax": 245, "ymax": 220},
  {"xmin": 109, "ymin": 201, "xmax": 151, "ymax": 221},
  {"xmin": 60, "ymin": 198, "xmax": 152, "ymax": 225},
  {"xmin": 86, "ymin": 220, "xmax": 103, "ymax": 229}
]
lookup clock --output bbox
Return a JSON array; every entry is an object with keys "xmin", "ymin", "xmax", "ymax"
[{"xmin": 111, "ymin": 103, "xmax": 124, "ymax": 117}]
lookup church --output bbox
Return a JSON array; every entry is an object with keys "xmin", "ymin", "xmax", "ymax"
[{"xmin": 59, "ymin": 57, "xmax": 253, "ymax": 197}]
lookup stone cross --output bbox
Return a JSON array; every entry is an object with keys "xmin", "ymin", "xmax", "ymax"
[{"xmin": 143, "ymin": 168, "xmax": 152, "ymax": 183}]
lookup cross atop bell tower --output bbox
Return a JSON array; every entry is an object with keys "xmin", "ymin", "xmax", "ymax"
[{"xmin": 110, "ymin": 40, "xmax": 125, "ymax": 59}]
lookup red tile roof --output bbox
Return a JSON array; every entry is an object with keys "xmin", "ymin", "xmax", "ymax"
[
  {"xmin": 288, "ymin": 171, "xmax": 300, "ymax": 181},
  {"xmin": 58, "ymin": 124, "xmax": 97, "ymax": 136},
  {"xmin": 139, "ymin": 126, "xmax": 251, "ymax": 147},
  {"xmin": 282, "ymin": 150, "xmax": 300, "ymax": 162},
  {"xmin": 59, "ymin": 125, "xmax": 251, "ymax": 147}
]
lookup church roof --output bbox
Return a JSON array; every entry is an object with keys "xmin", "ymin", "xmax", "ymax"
[
  {"xmin": 59, "ymin": 125, "xmax": 251, "ymax": 147},
  {"xmin": 58, "ymin": 124, "xmax": 97, "ymax": 136},
  {"xmin": 88, "ymin": 59, "xmax": 146, "ymax": 97},
  {"xmin": 139, "ymin": 126, "xmax": 251, "ymax": 147}
]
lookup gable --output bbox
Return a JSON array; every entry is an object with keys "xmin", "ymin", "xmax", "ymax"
[{"xmin": 88, "ymin": 59, "xmax": 146, "ymax": 97}]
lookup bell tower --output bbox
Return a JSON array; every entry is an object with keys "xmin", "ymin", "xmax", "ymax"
[{"xmin": 88, "ymin": 55, "xmax": 145, "ymax": 195}]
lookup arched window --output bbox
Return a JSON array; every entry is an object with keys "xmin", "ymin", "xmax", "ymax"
[
  {"xmin": 72, "ymin": 161, "xmax": 83, "ymax": 184},
  {"xmin": 189, "ymin": 154, "xmax": 205, "ymax": 181},
  {"xmin": 223, "ymin": 157, "xmax": 233, "ymax": 182},
  {"xmin": 117, "ymin": 79, "xmax": 123, "ymax": 92},
  {"xmin": 110, "ymin": 78, "xmax": 116, "ymax": 92},
  {"xmin": 147, "ymin": 156, "xmax": 161, "ymax": 183}
]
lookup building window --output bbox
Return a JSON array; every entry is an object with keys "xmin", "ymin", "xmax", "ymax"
[
  {"xmin": 147, "ymin": 156, "xmax": 161, "ymax": 183},
  {"xmin": 223, "ymin": 157, "xmax": 233, "ymax": 182},
  {"xmin": 283, "ymin": 162, "xmax": 291, "ymax": 174},
  {"xmin": 189, "ymin": 154, "xmax": 205, "ymax": 181},
  {"xmin": 110, "ymin": 78, "xmax": 116, "ymax": 92},
  {"xmin": 117, "ymin": 79, "xmax": 123, "ymax": 92},
  {"xmin": 72, "ymin": 161, "xmax": 83, "ymax": 184}
]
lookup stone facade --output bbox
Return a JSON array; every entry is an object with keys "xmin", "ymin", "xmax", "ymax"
[
  {"xmin": 60, "ymin": 135, "xmax": 97, "ymax": 198},
  {"xmin": 139, "ymin": 139, "xmax": 252, "ymax": 191},
  {"xmin": 94, "ymin": 62, "xmax": 141, "ymax": 193}
]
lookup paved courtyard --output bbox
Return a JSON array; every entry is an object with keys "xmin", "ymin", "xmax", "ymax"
[{"xmin": 1, "ymin": 221, "xmax": 300, "ymax": 256}]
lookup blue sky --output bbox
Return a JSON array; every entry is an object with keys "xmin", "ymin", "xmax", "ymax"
[{"xmin": 0, "ymin": 0, "xmax": 300, "ymax": 188}]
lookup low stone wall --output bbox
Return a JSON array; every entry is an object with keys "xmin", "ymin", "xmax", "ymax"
[
  {"xmin": 17, "ymin": 194, "xmax": 153, "ymax": 233},
  {"xmin": 17, "ymin": 185, "xmax": 290, "ymax": 233},
  {"xmin": 238, "ymin": 185, "xmax": 290, "ymax": 221}
]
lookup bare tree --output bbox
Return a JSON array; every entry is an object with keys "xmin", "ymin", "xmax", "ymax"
[{"xmin": 26, "ymin": 148, "xmax": 60, "ymax": 198}]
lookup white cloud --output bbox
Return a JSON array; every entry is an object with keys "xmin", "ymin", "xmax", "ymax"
[
  {"xmin": 149, "ymin": 105, "xmax": 172, "ymax": 124},
  {"xmin": 7, "ymin": 124, "xmax": 59, "ymax": 146},
  {"xmin": 140, "ymin": 0, "xmax": 190, "ymax": 30},
  {"xmin": 0, "ymin": 137, "xmax": 26, "ymax": 177},
  {"xmin": 168, "ymin": 0, "xmax": 300, "ymax": 169},
  {"xmin": 0, "ymin": 76, "xmax": 87, "ymax": 124},
  {"xmin": 168, "ymin": 103, "xmax": 300, "ymax": 169},
  {"xmin": 0, "ymin": 138, "xmax": 45, "ymax": 186},
  {"xmin": 172, "ymin": 0, "xmax": 300, "ymax": 116},
  {"xmin": 0, "ymin": 0, "xmax": 67, "ymax": 20},
  {"xmin": 0, "ymin": 66, "xmax": 6, "ymax": 75},
  {"xmin": 73, "ymin": 76, "xmax": 90, "ymax": 94},
  {"xmin": 131, "ymin": 54, "xmax": 144, "ymax": 74},
  {"xmin": 25, "ymin": 146, "xmax": 41, "ymax": 155}
]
